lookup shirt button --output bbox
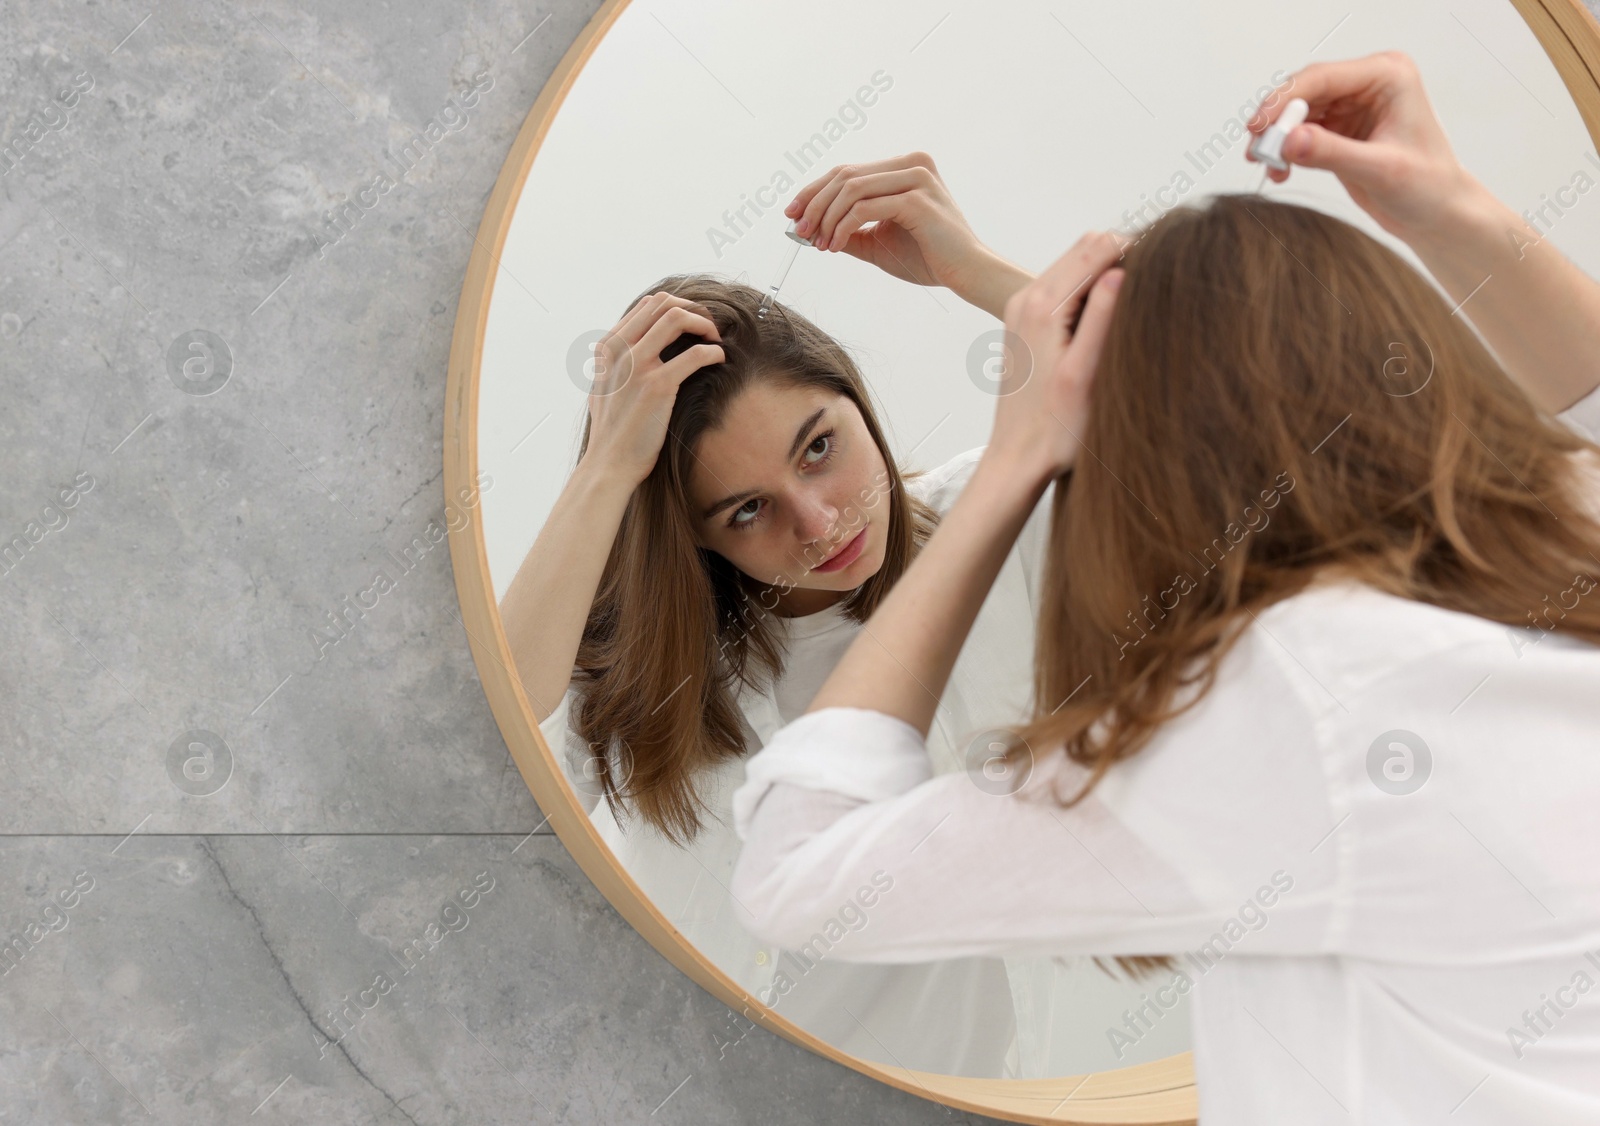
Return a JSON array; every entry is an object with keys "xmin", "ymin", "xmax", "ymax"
[{"xmin": 755, "ymin": 950, "xmax": 769, "ymax": 965}]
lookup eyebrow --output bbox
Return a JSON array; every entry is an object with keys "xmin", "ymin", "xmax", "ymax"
[{"xmin": 700, "ymin": 406, "xmax": 828, "ymax": 521}]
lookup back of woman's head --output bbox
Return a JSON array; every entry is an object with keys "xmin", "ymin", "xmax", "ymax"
[
  {"xmin": 1018, "ymin": 192, "xmax": 1600, "ymax": 797},
  {"xmin": 572, "ymin": 275, "xmax": 936, "ymax": 844}
]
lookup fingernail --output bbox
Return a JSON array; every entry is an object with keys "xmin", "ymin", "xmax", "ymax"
[{"xmin": 1103, "ymin": 270, "xmax": 1124, "ymax": 291}]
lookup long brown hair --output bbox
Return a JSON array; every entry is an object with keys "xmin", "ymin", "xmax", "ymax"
[
  {"xmin": 572, "ymin": 275, "xmax": 939, "ymax": 845},
  {"xmin": 1013, "ymin": 192, "xmax": 1600, "ymax": 814}
]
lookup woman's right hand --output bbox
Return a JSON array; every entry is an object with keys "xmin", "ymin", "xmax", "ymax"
[
  {"xmin": 989, "ymin": 231, "xmax": 1125, "ymax": 484},
  {"xmin": 582, "ymin": 291, "xmax": 725, "ymax": 486},
  {"xmin": 1246, "ymin": 50, "xmax": 1480, "ymax": 241},
  {"xmin": 1247, "ymin": 51, "xmax": 1600, "ymax": 440},
  {"xmin": 782, "ymin": 153, "xmax": 1032, "ymax": 320}
]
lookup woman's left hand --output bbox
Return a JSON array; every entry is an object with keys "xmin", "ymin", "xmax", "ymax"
[
  {"xmin": 784, "ymin": 153, "xmax": 1020, "ymax": 313},
  {"xmin": 987, "ymin": 231, "xmax": 1126, "ymax": 484}
]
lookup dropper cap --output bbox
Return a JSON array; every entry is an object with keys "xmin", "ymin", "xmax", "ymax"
[{"xmin": 1248, "ymin": 97, "xmax": 1310, "ymax": 172}]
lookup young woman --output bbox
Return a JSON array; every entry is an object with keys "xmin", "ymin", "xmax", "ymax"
[
  {"xmin": 730, "ymin": 52, "xmax": 1600, "ymax": 1120},
  {"xmin": 500, "ymin": 155, "xmax": 1087, "ymax": 1077}
]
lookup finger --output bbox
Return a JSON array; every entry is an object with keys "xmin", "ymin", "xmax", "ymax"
[
  {"xmin": 786, "ymin": 165, "xmax": 842, "ymax": 222},
  {"xmin": 1245, "ymin": 147, "xmax": 1294, "ymax": 182},
  {"xmin": 1062, "ymin": 269, "xmax": 1122, "ymax": 381},
  {"xmin": 790, "ymin": 153, "xmax": 928, "ymax": 237},
  {"xmin": 614, "ymin": 291, "xmax": 677, "ymax": 344},
  {"xmin": 784, "ymin": 152, "xmax": 930, "ymax": 219},
  {"xmin": 817, "ymin": 168, "xmax": 932, "ymax": 251},
  {"xmin": 634, "ymin": 304, "xmax": 722, "ymax": 363},
  {"xmin": 613, "ymin": 290, "xmax": 664, "ymax": 337},
  {"xmin": 793, "ymin": 167, "xmax": 852, "ymax": 243},
  {"xmin": 831, "ymin": 194, "xmax": 913, "ymax": 258},
  {"xmin": 616, "ymin": 292, "xmax": 719, "ymax": 347},
  {"xmin": 1246, "ymin": 51, "xmax": 1400, "ymax": 135},
  {"xmin": 1026, "ymin": 231, "xmax": 1127, "ymax": 325},
  {"xmin": 1280, "ymin": 121, "xmax": 1391, "ymax": 179},
  {"xmin": 655, "ymin": 341, "xmax": 726, "ymax": 388}
]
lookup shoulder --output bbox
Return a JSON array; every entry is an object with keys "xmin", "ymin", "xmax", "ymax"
[
  {"xmin": 1253, "ymin": 581, "xmax": 1600, "ymax": 954},
  {"xmin": 1241, "ymin": 575, "xmax": 1600, "ymax": 735},
  {"xmin": 902, "ymin": 445, "xmax": 1062, "ymax": 520},
  {"xmin": 1134, "ymin": 576, "xmax": 1594, "ymax": 782},
  {"xmin": 1556, "ymin": 381, "xmax": 1600, "ymax": 443},
  {"xmin": 903, "ymin": 446, "xmax": 987, "ymax": 515},
  {"xmin": 901, "ymin": 447, "xmax": 1060, "ymax": 604},
  {"xmin": 1250, "ymin": 577, "xmax": 1593, "ymax": 705},
  {"xmin": 1567, "ymin": 447, "xmax": 1600, "ymax": 523}
]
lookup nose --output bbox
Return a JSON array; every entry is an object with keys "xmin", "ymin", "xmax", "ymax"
[{"xmin": 792, "ymin": 490, "xmax": 843, "ymax": 549}]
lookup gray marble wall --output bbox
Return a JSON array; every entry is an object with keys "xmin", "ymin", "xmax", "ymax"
[{"xmin": 0, "ymin": 2, "xmax": 1004, "ymax": 1122}]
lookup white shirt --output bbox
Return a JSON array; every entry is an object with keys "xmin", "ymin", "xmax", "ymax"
[
  {"xmin": 730, "ymin": 386, "xmax": 1600, "ymax": 1122},
  {"xmin": 541, "ymin": 447, "xmax": 1077, "ymax": 1077}
]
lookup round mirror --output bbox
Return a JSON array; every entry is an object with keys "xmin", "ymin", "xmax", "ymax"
[{"xmin": 447, "ymin": 0, "xmax": 1600, "ymax": 1118}]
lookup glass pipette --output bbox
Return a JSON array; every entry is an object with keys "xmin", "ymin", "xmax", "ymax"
[{"xmin": 756, "ymin": 221, "xmax": 815, "ymax": 319}]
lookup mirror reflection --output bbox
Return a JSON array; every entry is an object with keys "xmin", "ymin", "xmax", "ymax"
[{"xmin": 480, "ymin": 0, "xmax": 1600, "ymax": 1079}]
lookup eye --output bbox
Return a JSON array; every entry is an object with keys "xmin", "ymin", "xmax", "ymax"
[
  {"xmin": 802, "ymin": 428, "xmax": 836, "ymax": 466},
  {"xmin": 727, "ymin": 497, "xmax": 764, "ymax": 530},
  {"xmin": 723, "ymin": 428, "xmax": 838, "ymax": 533}
]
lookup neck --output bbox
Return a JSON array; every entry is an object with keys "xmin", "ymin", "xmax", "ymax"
[{"xmin": 772, "ymin": 584, "xmax": 848, "ymax": 617}]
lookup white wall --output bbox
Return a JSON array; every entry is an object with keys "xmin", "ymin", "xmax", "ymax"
[{"xmin": 480, "ymin": 0, "xmax": 1600, "ymax": 597}]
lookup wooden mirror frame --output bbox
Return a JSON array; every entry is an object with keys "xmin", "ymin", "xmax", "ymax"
[{"xmin": 444, "ymin": 1, "xmax": 1600, "ymax": 1119}]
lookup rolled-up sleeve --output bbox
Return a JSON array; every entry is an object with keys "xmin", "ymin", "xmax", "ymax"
[
  {"xmin": 728, "ymin": 706, "xmax": 1253, "ymax": 964},
  {"xmin": 730, "ymin": 707, "xmax": 932, "ymax": 838}
]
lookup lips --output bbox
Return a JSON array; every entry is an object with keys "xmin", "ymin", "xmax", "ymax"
[{"xmin": 814, "ymin": 527, "xmax": 867, "ymax": 573}]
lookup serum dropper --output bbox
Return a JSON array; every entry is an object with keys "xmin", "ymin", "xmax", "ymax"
[{"xmin": 756, "ymin": 221, "xmax": 815, "ymax": 319}]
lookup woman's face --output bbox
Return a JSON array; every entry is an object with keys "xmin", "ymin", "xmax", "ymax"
[{"xmin": 687, "ymin": 382, "xmax": 892, "ymax": 614}]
